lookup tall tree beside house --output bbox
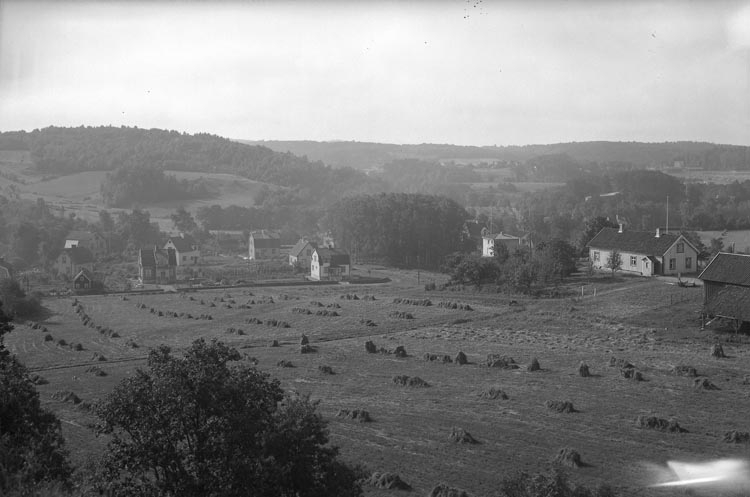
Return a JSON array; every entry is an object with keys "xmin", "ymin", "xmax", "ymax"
[
  {"xmin": 170, "ymin": 206, "xmax": 198, "ymax": 234},
  {"xmin": 606, "ymin": 249, "xmax": 622, "ymax": 277},
  {"xmin": 577, "ymin": 216, "xmax": 618, "ymax": 254}
]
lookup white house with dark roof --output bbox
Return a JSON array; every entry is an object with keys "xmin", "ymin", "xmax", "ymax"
[
  {"xmin": 164, "ymin": 234, "xmax": 200, "ymax": 266},
  {"xmin": 310, "ymin": 247, "xmax": 350, "ymax": 281},
  {"xmin": 587, "ymin": 227, "xmax": 699, "ymax": 276}
]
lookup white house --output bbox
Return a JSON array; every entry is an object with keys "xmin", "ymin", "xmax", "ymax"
[
  {"xmin": 310, "ymin": 247, "xmax": 350, "ymax": 281},
  {"xmin": 481, "ymin": 232, "xmax": 521, "ymax": 257},
  {"xmin": 164, "ymin": 234, "xmax": 200, "ymax": 266},
  {"xmin": 587, "ymin": 227, "xmax": 699, "ymax": 276},
  {"xmin": 249, "ymin": 230, "xmax": 281, "ymax": 260}
]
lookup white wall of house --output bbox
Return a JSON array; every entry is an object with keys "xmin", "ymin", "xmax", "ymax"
[
  {"xmin": 164, "ymin": 241, "xmax": 201, "ymax": 266},
  {"xmin": 482, "ymin": 237, "xmax": 520, "ymax": 257},
  {"xmin": 589, "ymin": 236, "xmax": 698, "ymax": 276}
]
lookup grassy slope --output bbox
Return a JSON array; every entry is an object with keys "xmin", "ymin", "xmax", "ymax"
[{"xmin": 6, "ymin": 271, "xmax": 748, "ymax": 497}]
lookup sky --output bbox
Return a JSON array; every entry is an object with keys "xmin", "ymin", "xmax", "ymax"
[{"xmin": 0, "ymin": 0, "xmax": 749, "ymax": 146}]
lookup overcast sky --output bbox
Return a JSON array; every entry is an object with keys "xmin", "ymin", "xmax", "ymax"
[{"xmin": 1, "ymin": 1, "xmax": 749, "ymax": 146}]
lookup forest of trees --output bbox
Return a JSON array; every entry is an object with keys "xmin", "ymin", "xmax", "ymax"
[
  {"xmin": 100, "ymin": 166, "xmax": 211, "ymax": 207},
  {"xmin": 324, "ymin": 193, "xmax": 469, "ymax": 268},
  {"xmin": 0, "ymin": 126, "xmax": 385, "ymax": 205}
]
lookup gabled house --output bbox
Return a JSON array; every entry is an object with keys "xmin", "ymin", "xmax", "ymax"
[
  {"xmin": 289, "ymin": 239, "xmax": 317, "ymax": 268},
  {"xmin": 0, "ymin": 256, "xmax": 13, "ymax": 281},
  {"xmin": 73, "ymin": 268, "xmax": 98, "ymax": 291},
  {"xmin": 54, "ymin": 247, "xmax": 95, "ymax": 278},
  {"xmin": 482, "ymin": 232, "xmax": 521, "ymax": 257},
  {"xmin": 311, "ymin": 248, "xmax": 350, "ymax": 281},
  {"xmin": 249, "ymin": 230, "xmax": 281, "ymax": 260},
  {"xmin": 164, "ymin": 234, "xmax": 200, "ymax": 266},
  {"xmin": 587, "ymin": 227, "xmax": 699, "ymax": 276},
  {"xmin": 64, "ymin": 231, "xmax": 107, "ymax": 259},
  {"xmin": 139, "ymin": 247, "xmax": 177, "ymax": 284},
  {"xmin": 698, "ymin": 252, "xmax": 750, "ymax": 323}
]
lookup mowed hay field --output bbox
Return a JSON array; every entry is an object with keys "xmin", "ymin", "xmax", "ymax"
[{"xmin": 6, "ymin": 277, "xmax": 750, "ymax": 496}]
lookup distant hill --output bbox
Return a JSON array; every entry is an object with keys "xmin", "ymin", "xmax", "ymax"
[
  {"xmin": 240, "ymin": 139, "xmax": 750, "ymax": 171},
  {"xmin": 0, "ymin": 126, "xmax": 383, "ymax": 201}
]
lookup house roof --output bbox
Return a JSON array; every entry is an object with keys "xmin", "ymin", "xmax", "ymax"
[
  {"xmin": 140, "ymin": 247, "xmax": 177, "ymax": 268},
  {"xmin": 587, "ymin": 227, "xmax": 694, "ymax": 256},
  {"xmin": 315, "ymin": 248, "xmax": 350, "ymax": 266},
  {"xmin": 74, "ymin": 268, "xmax": 94, "ymax": 282},
  {"xmin": 290, "ymin": 239, "xmax": 317, "ymax": 257},
  {"xmin": 483, "ymin": 232, "xmax": 520, "ymax": 241},
  {"xmin": 65, "ymin": 230, "xmax": 101, "ymax": 242},
  {"xmin": 464, "ymin": 221, "xmax": 485, "ymax": 239},
  {"xmin": 698, "ymin": 252, "xmax": 750, "ymax": 286},
  {"xmin": 167, "ymin": 234, "xmax": 197, "ymax": 253},
  {"xmin": 250, "ymin": 230, "xmax": 281, "ymax": 249},
  {"xmin": 705, "ymin": 285, "xmax": 750, "ymax": 319},
  {"xmin": 60, "ymin": 247, "xmax": 94, "ymax": 265}
]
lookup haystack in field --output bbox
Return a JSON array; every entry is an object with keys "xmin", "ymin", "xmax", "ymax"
[
  {"xmin": 553, "ymin": 448, "xmax": 583, "ymax": 468},
  {"xmin": 448, "ymin": 427, "xmax": 478, "ymax": 444}
]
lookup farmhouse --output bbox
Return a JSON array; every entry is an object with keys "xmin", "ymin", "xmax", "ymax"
[
  {"xmin": 698, "ymin": 252, "xmax": 750, "ymax": 322},
  {"xmin": 310, "ymin": 247, "xmax": 350, "ymax": 281},
  {"xmin": 64, "ymin": 230, "xmax": 107, "ymax": 259},
  {"xmin": 249, "ymin": 230, "xmax": 281, "ymax": 260},
  {"xmin": 289, "ymin": 239, "xmax": 317, "ymax": 268},
  {"xmin": 164, "ymin": 234, "xmax": 200, "ymax": 266},
  {"xmin": 139, "ymin": 247, "xmax": 177, "ymax": 284},
  {"xmin": 73, "ymin": 268, "xmax": 97, "ymax": 291},
  {"xmin": 54, "ymin": 247, "xmax": 95, "ymax": 278},
  {"xmin": 0, "ymin": 256, "xmax": 13, "ymax": 281},
  {"xmin": 587, "ymin": 227, "xmax": 699, "ymax": 276},
  {"xmin": 482, "ymin": 232, "xmax": 521, "ymax": 257}
]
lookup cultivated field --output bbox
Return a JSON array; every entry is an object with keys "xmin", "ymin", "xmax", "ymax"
[{"xmin": 6, "ymin": 271, "xmax": 750, "ymax": 496}]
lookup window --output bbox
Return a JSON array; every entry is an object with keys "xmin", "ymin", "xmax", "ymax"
[
  {"xmin": 669, "ymin": 258, "xmax": 676, "ymax": 270},
  {"xmin": 593, "ymin": 251, "xmax": 600, "ymax": 262},
  {"xmin": 676, "ymin": 242, "xmax": 684, "ymax": 253},
  {"xmin": 685, "ymin": 257, "xmax": 692, "ymax": 269},
  {"xmin": 630, "ymin": 256, "xmax": 637, "ymax": 266}
]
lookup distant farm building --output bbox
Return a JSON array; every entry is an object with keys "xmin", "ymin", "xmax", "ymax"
[
  {"xmin": 164, "ymin": 234, "xmax": 200, "ymax": 266},
  {"xmin": 699, "ymin": 252, "xmax": 750, "ymax": 324},
  {"xmin": 482, "ymin": 232, "xmax": 521, "ymax": 257},
  {"xmin": 587, "ymin": 227, "xmax": 699, "ymax": 276},
  {"xmin": 289, "ymin": 239, "xmax": 317, "ymax": 268},
  {"xmin": 139, "ymin": 247, "xmax": 177, "ymax": 284},
  {"xmin": 64, "ymin": 231, "xmax": 107, "ymax": 259},
  {"xmin": 311, "ymin": 248, "xmax": 350, "ymax": 281},
  {"xmin": 249, "ymin": 230, "xmax": 281, "ymax": 260},
  {"xmin": 73, "ymin": 268, "xmax": 99, "ymax": 291},
  {"xmin": 54, "ymin": 247, "xmax": 95, "ymax": 278}
]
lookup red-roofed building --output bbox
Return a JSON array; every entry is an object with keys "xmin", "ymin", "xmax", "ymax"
[
  {"xmin": 482, "ymin": 232, "xmax": 521, "ymax": 257},
  {"xmin": 587, "ymin": 227, "xmax": 699, "ymax": 276},
  {"xmin": 289, "ymin": 239, "xmax": 317, "ymax": 268},
  {"xmin": 139, "ymin": 247, "xmax": 177, "ymax": 284},
  {"xmin": 698, "ymin": 253, "xmax": 750, "ymax": 324},
  {"xmin": 64, "ymin": 230, "xmax": 107, "ymax": 259}
]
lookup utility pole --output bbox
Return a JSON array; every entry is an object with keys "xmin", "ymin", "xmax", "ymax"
[{"xmin": 666, "ymin": 195, "xmax": 669, "ymax": 234}]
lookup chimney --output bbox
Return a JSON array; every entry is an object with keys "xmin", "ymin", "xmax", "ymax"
[
  {"xmin": 655, "ymin": 228, "xmax": 660, "ymax": 238},
  {"xmin": 618, "ymin": 223, "xmax": 623, "ymax": 233}
]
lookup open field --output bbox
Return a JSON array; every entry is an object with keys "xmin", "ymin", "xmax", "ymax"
[{"xmin": 6, "ymin": 271, "xmax": 750, "ymax": 496}]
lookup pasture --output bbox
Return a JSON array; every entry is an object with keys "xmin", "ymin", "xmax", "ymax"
[{"xmin": 6, "ymin": 274, "xmax": 750, "ymax": 496}]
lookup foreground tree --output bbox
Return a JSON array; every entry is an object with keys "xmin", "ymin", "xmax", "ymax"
[
  {"xmin": 606, "ymin": 249, "xmax": 622, "ymax": 278},
  {"xmin": 94, "ymin": 339, "xmax": 362, "ymax": 497},
  {"xmin": 0, "ymin": 300, "xmax": 72, "ymax": 494}
]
